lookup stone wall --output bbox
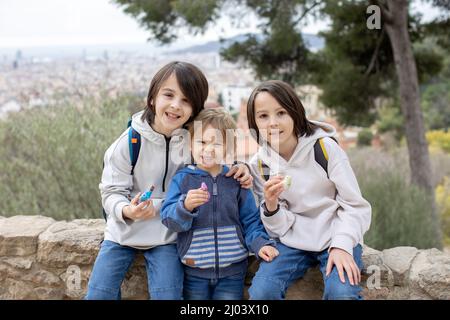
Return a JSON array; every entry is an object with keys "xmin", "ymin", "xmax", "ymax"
[{"xmin": 0, "ymin": 215, "xmax": 449, "ymax": 300}]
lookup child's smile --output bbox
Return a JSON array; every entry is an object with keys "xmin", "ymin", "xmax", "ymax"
[
  {"xmin": 152, "ymin": 73, "xmax": 193, "ymax": 136},
  {"xmin": 192, "ymin": 124, "xmax": 226, "ymax": 174}
]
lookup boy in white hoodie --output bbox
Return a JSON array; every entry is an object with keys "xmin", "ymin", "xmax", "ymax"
[
  {"xmin": 246, "ymin": 80, "xmax": 371, "ymax": 300},
  {"xmin": 86, "ymin": 61, "xmax": 253, "ymax": 300}
]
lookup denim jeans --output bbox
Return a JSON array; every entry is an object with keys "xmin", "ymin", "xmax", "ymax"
[
  {"xmin": 248, "ymin": 242, "xmax": 364, "ymax": 300},
  {"xmin": 85, "ymin": 240, "xmax": 184, "ymax": 300},
  {"xmin": 183, "ymin": 271, "xmax": 246, "ymax": 300}
]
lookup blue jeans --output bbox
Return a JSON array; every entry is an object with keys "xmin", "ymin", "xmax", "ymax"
[
  {"xmin": 183, "ymin": 271, "xmax": 246, "ymax": 300},
  {"xmin": 248, "ymin": 242, "xmax": 364, "ymax": 300},
  {"xmin": 85, "ymin": 240, "xmax": 184, "ymax": 300}
]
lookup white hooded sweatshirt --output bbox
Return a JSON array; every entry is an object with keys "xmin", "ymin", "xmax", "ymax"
[
  {"xmin": 100, "ymin": 110, "xmax": 190, "ymax": 249},
  {"xmin": 249, "ymin": 121, "xmax": 371, "ymax": 256}
]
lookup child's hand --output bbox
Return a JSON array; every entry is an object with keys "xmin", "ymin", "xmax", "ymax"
[
  {"xmin": 326, "ymin": 248, "xmax": 361, "ymax": 286},
  {"xmin": 258, "ymin": 246, "xmax": 279, "ymax": 262},
  {"xmin": 263, "ymin": 175, "xmax": 285, "ymax": 212},
  {"xmin": 122, "ymin": 192, "xmax": 156, "ymax": 221},
  {"xmin": 226, "ymin": 163, "xmax": 253, "ymax": 189},
  {"xmin": 184, "ymin": 188, "xmax": 209, "ymax": 212}
]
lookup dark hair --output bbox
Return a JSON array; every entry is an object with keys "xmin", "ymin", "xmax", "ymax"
[
  {"xmin": 246, "ymin": 80, "xmax": 317, "ymax": 143},
  {"xmin": 142, "ymin": 61, "xmax": 209, "ymax": 125}
]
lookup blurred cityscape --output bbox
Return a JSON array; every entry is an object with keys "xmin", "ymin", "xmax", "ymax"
[{"xmin": 0, "ymin": 36, "xmax": 361, "ymax": 152}]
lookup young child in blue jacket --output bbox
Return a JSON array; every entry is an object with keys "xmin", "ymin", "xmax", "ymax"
[{"xmin": 161, "ymin": 108, "xmax": 279, "ymax": 300}]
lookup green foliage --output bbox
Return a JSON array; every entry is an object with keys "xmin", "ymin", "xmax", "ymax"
[
  {"xmin": 376, "ymin": 102, "xmax": 405, "ymax": 141},
  {"xmin": 349, "ymin": 148, "xmax": 442, "ymax": 250},
  {"xmin": 314, "ymin": 55, "xmax": 381, "ymax": 126},
  {"xmin": 427, "ymin": 130, "xmax": 450, "ymax": 153},
  {"xmin": 360, "ymin": 168, "xmax": 440, "ymax": 250},
  {"xmin": 113, "ymin": 0, "xmax": 223, "ymax": 43},
  {"xmin": 421, "ymin": 52, "xmax": 450, "ymax": 130},
  {"xmin": 436, "ymin": 176, "xmax": 450, "ymax": 246},
  {"xmin": 414, "ymin": 44, "xmax": 444, "ymax": 83},
  {"xmin": 112, "ymin": 0, "xmax": 447, "ymax": 128},
  {"xmin": 0, "ymin": 94, "xmax": 142, "ymax": 220},
  {"xmin": 221, "ymin": 0, "xmax": 315, "ymax": 84},
  {"xmin": 357, "ymin": 128, "xmax": 373, "ymax": 147}
]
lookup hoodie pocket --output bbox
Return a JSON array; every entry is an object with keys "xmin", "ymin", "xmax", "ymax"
[
  {"xmin": 217, "ymin": 225, "xmax": 248, "ymax": 268},
  {"xmin": 181, "ymin": 227, "xmax": 216, "ymax": 269}
]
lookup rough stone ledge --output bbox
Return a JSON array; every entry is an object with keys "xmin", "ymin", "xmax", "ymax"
[{"xmin": 0, "ymin": 215, "xmax": 449, "ymax": 300}]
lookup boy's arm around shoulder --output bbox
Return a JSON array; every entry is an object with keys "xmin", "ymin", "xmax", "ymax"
[
  {"xmin": 160, "ymin": 171, "xmax": 199, "ymax": 232},
  {"xmin": 238, "ymin": 187, "xmax": 276, "ymax": 256}
]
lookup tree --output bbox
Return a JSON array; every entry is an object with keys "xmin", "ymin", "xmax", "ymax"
[
  {"xmin": 373, "ymin": 0, "xmax": 446, "ymax": 244},
  {"xmin": 113, "ymin": 0, "xmax": 448, "ymax": 246}
]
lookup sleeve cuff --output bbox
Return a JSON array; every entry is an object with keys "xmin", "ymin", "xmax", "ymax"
[
  {"xmin": 329, "ymin": 235, "xmax": 355, "ymax": 256},
  {"xmin": 262, "ymin": 202, "xmax": 280, "ymax": 217},
  {"xmin": 114, "ymin": 201, "xmax": 131, "ymax": 225},
  {"xmin": 251, "ymin": 236, "xmax": 277, "ymax": 260},
  {"xmin": 176, "ymin": 194, "xmax": 199, "ymax": 220}
]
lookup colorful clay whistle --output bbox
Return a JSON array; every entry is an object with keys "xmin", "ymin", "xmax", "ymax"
[
  {"xmin": 283, "ymin": 176, "xmax": 292, "ymax": 189},
  {"xmin": 201, "ymin": 182, "xmax": 210, "ymax": 201},
  {"xmin": 139, "ymin": 185, "xmax": 155, "ymax": 203}
]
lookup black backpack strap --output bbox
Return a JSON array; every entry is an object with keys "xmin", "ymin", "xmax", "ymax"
[
  {"xmin": 257, "ymin": 159, "xmax": 271, "ymax": 182},
  {"xmin": 314, "ymin": 138, "xmax": 330, "ymax": 177},
  {"xmin": 313, "ymin": 137, "xmax": 339, "ymax": 177},
  {"xmin": 102, "ymin": 208, "xmax": 108, "ymax": 221},
  {"xmin": 128, "ymin": 124, "xmax": 141, "ymax": 175}
]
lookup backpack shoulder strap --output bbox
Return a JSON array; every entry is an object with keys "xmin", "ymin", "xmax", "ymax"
[
  {"xmin": 314, "ymin": 136, "xmax": 339, "ymax": 177},
  {"xmin": 257, "ymin": 159, "xmax": 271, "ymax": 182},
  {"xmin": 127, "ymin": 120, "xmax": 141, "ymax": 175},
  {"xmin": 314, "ymin": 138, "xmax": 328, "ymax": 176},
  {"xmin": 102, "ymin": 119, "xmax": 140, "ymax": 222}
]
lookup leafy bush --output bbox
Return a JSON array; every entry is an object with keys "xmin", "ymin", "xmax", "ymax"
[
  {"xmin": 426, "ymin": 130, "xmax": 450, "ymax": 153},
  {"xmin": 436, "ymin": 176, "xmax": 450, "ymax": 246},
  {"xmin": 0, "ymin": 93, "xmax": 142, "ymax": 220},
  {"xmin": 358, "ymin": 168, "xmax": 439, "ymax": 250},
  {"xmin": 357, "ymin": 128, "xmax": 373, "ymax": 147},
  {"xmin": 349, "ymin": 147, "xmax": 443, "ymax": 250}
]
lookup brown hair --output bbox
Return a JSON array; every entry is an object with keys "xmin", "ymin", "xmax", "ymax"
[
  {"xmin": 246, "ymin": 80, "xmax": 317, "ymax": 143},
  {"xmin": 187, "ymin": 108, "xmax": 237, "ymax": 162},
  {"xmin": 142, "ymin": 61, "xmax": 209, "ymax": 125}
]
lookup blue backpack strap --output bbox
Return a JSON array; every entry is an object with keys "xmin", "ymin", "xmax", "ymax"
[
  {"xmin": 314, "ymin": 137, "xmax": 338, "ymax": 177},
  {"xmin": 102, "ymin": 119, "xmax": 140, "ymax": 221},
  {"xmin": 128, "ymin": 123, "xmax": 141, "ymax": 175}
]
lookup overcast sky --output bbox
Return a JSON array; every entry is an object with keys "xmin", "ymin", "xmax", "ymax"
[{"xmin": 0, "ymin": 0, "xmax": 441, "ymax": 48}]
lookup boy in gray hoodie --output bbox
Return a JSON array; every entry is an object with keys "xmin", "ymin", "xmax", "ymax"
[
  {"xmin": 86, "ymin": 62, "xmax": 253, "ymax": 300},
  {"xmin": 245, "ymin": 80, "xmax": 371, "ymax": 300}
]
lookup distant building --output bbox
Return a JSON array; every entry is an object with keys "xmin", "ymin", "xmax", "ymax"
[
  {"xmin": 220, "ymin": 86, "xmax": 253, "ymax": 112},
  {"xmin": 0, "ymin": 100, "xmax": 21, "ymax": 119},
  {"xmin": 296, "ymin": 85, "xmax": 330, "ymax": 120}
]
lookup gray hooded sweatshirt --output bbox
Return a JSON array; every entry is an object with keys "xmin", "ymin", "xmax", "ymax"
[
  {"xmin": 249, "ymin": 121, "xmax": 371, "ymax": 256},
  {"xmin": 99, "ymin": 111, "xmax": 190, "ymax": 249}
]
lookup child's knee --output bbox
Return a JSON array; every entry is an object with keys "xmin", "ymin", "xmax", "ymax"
[
  {"xmin": 248, "ymin": 276, "xmax": 285, "ymax": 300},
  {"xmin": 85, "ymin": 285, "xmax": 120, "ymax": 300},
  {"xmin": 323, "ymin": 276, "xmax": 362, "ymax": 300},
  {"xmin": 150, "ymin": 286, "xmax": 183, "ymax": 300}
]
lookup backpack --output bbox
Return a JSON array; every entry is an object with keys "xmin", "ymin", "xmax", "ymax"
[
  {"xmin": 257, "ymin": 137, "xmax": 338, "ymax": 182},
  {"xmin": 101, "ymin": 119, "xmax": 141, "ymax": 221}
]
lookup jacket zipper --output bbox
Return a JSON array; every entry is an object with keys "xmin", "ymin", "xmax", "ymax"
[
  {"xmin": 161, "ymin": 136, "xmax": 171, "ymax": 192},
  {"xmin": 212, "ymin": 176, "xmax": 219, "ymax": 279}
]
